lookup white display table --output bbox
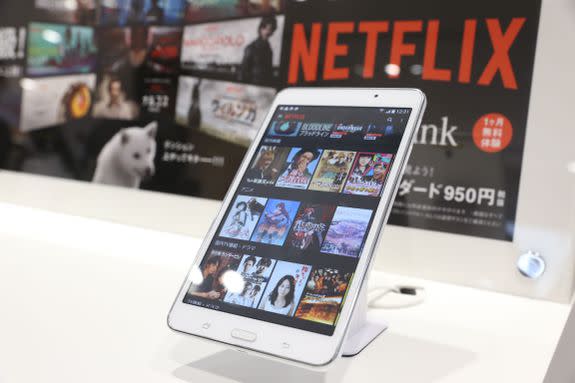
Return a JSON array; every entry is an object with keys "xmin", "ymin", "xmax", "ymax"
[{"xmin": 0, "ymin": 200, "xmax": 569, "ymax": 382}]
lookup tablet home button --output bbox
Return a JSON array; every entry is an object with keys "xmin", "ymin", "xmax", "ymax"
[{"xmin": 231, "ymin": 329, "xmax": 257, "ymax": 342}]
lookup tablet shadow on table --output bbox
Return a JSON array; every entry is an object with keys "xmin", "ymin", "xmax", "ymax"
[
  {"xmin": 171, "ymin": 333, "xmax": 476, "ymax": 383},
  {"xmin": 173, "ymin": 349, "xmax": 351, "ymax": 383}
]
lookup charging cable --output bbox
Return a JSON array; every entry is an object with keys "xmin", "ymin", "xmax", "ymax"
[{"xmin": 367, "ymin": 284, "xmax": 426, "ymax": 309}]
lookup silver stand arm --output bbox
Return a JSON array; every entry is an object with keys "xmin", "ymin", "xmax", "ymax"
[{"xmin": 341, "ymin": 283, "xmax": 388, "ymax": 357}]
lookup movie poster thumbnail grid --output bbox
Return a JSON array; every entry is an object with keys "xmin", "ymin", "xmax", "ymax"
[
  {"xmin": 218, "ymin": 194, "xmax": 373, "ymax": 258},
  {"xmin": 246, "ymin": 146, "xmax": 394, "ymax": 198},
  {"xmin": 185, "ymin": 250, "xmax": 352, "ymax": 326}
]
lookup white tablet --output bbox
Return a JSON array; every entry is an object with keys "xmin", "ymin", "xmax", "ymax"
[{"xmin": 168, "ymin": 88, "xmax": 426, "ymax": 366}]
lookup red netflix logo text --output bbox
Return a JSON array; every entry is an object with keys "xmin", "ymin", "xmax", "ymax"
[{"xmin": 288, "ymin": 18, "xmax": 526, "ymax": 90}]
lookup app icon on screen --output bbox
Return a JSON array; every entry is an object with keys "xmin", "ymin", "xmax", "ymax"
[{"xmin": 269, "ymin": 121, "xmax": 302, "ymax": 137}]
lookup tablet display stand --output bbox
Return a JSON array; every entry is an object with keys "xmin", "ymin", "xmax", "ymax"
[{"xmin": 341, "ymin": 282, "xmax": 388, "ymax": 357}]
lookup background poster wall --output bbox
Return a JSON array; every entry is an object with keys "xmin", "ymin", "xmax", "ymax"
[{"xmin": 0, "ymin": 0, "xmax": 541, "ymax": 242}]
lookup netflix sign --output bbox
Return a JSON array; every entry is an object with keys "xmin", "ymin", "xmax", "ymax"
[
  {"xmin": 282, "ymin": 0, "xmax": 541, "ymax": 241},
  {"xmin": 287, "ymin": 18, "xmax": 525, "ymax": 89}
]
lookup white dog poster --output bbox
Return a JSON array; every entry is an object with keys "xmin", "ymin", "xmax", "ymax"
[{"xmin": 92, "ymin": 121, "xmax": 158, "ymax": 189}]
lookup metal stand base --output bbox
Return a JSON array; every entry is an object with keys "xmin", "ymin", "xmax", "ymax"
[{"xmin": 341, "ymin": 285, "xmax": 388, "ymax": 357}]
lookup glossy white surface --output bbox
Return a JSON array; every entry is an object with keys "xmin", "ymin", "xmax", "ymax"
[{"xmin": 0, "ymin": 202, "xmax": 569, "ymax": 382}]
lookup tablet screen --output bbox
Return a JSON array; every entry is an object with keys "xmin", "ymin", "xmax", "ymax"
[{"xmin": 183, "ymin": 105, "xmax": 411, "ymax": 335}]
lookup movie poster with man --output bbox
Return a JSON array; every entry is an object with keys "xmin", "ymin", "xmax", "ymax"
[
  {"xmin": 181, "ymin": 15, "xmax": 285, "ymax": 84},
  {"xmin": 245, "ymin": 145, "xmax": 291, "ymax": 185},
  {"xmin": 275, "ymin": 148, "xmax": 322, "ymax": 190},
  {"xmin": 184, "ymin": 249, "xmax": 242, "ymax": 303},
  {"xmin": 223, "ymin": 254, "xmax": 276, "ymax": 309}
]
